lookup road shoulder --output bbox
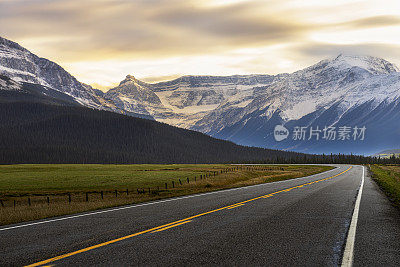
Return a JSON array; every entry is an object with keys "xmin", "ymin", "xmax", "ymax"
[{"xmin": 354, "ymin": 168, "xmax": 400, "ymax": 266}]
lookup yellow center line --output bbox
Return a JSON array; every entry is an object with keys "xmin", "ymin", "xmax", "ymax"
[
  {"xmin": 151, "ymin": 220, "xmax": 192, "ymax": 233},
  {"xmin": 227, "ymin": 204, "xmax": 245, "ymax": 209},
  {"xmin": 261, "ymin": 194, "xmax": 274, "ymax": 198},
  {"xmin": 26, "ymin": 166, "xmax": 352, "ymax": 267}
]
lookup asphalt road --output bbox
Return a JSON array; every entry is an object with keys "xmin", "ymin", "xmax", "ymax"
[{"xmin": 1, "ymin": 165, "xmax": 399, "ymax": 266}]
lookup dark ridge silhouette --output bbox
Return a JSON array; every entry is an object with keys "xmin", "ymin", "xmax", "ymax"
[
  {"xmin": 0, "ymin": 101, "xmax": 397, "ymax": 164},
  {"xmin": 0, "ymin": 101, "xmax": 298, "ymax": 164}
]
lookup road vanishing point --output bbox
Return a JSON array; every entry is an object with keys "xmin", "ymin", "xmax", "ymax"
[{"xmin": 1, "ymin": 165, "xmax": 399, "ymax": 266}]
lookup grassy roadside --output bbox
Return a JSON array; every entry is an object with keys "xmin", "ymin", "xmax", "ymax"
[
  {"xmin": 369, "ymin": 165, "xmax": 400, "ymax": 208},
  {"xmin": 0, "ymin": 164, "xmax": 333, "ymax": 226}
]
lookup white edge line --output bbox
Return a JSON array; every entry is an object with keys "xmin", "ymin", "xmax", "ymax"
[
  {"xmin": 341, "ymin": 165, "xmax": 365, "ymax": 267},
  {"xmin": 0, "ymin": 165, "xmax": 341, "ymax": 232}
]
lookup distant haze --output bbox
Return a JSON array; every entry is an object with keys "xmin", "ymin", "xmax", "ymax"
[{"xmin": 1, "ymin": 0, "xmax": 400, "ymax": 89}]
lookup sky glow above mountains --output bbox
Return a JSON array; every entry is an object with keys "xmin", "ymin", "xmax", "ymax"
[{"xmin": 1, "ymin": 0, "xmax": 399, "ymax": 90}]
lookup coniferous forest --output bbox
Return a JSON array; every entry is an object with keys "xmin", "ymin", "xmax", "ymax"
[{"xmin": 0, "ymin": 101, "xmax": 398, "ymax": 164}]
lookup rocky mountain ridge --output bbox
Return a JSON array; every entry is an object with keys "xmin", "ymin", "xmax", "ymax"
[{"xmin": 1, "ymin": 36, "xmax": 399, "ymax": 154}]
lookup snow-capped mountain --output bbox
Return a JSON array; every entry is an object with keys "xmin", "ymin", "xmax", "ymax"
[
  {"xmin": 104, "ymin": 75, "xmax": 165, "ymax": 117},
  {"xmin": 0, "ymin": 74, "xmax": 83, "ymax": 106},
  {"xmin": 0, "ymin": 36, "xmax": 110, "ymax": 108},
  {"xmin": 104, "ymin": 54, "xmax": 400, "ymax": 155},
  {"xmin": 1, "ymin": 35, "xmax": 399, "ymax": 154},
  {"xmin": 194, "ymin": 54, "xmax": 398, "ymax": 129},
  {"xmin": 105, "ymin": 73, "xmax": 287, "ymax": 128},
  {"xmin": 192, "ymin": 55, "xmax": 400, "ymax": 154}
]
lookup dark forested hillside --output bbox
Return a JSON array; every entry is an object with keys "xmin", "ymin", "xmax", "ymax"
[
  {"xmin": 0, "ymin": 101, "xmax": 398, "ymax": 164},
  {"xmin": 0, "ymin": 101, "xmax": 307, "ymax": 164}
]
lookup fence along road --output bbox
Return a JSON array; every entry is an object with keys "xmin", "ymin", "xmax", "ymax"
[{"xmin": 0, "ymin": 165, "xmax": 399, "ymax": 266}]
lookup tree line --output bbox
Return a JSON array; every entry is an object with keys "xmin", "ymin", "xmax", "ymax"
[{"xmin": 0, "ymin": 102, "xmax": 398, "ymax": 165}]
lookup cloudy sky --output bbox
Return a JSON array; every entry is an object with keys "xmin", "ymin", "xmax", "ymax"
[{"xmin": 1, "ymin": 0, "xmax": 400, "ymax": 90}]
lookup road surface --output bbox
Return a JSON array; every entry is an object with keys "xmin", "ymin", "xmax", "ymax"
[{"xmin": 0, "ymin": 165, "xmax": 399, "ymax": 266}]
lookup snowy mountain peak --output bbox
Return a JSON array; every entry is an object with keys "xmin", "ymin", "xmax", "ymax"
[
  {"xmin": 121, "ymin": 75, "xmax": 137, "ymax": 83},
  {"xmin": 1, "ymin": 35, "xmax": 400, "ymax": 154},
  {"xmin": 0, "ymin": 36, "xmax": 27, "ymax": 53},
  {"xmin": 0, "ymin": 36, "xmax": 105, "ymax": 108},
  {"xmin": 328, "ymin": 54, "xmax": 399, "ymax": 74},
  {"xmin": 118, "ymin": 75, "xmax": 150, "ymax": 88}
]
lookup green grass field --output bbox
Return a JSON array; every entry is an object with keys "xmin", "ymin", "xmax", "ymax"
[
  {"xmin": 0, "ymin": 164, "xmax": 333, "ymax": 226},
  {"xmin": 369, "ymin": 165, "xmax": 400, "ymax": 208},
  {"xmin": 0, "ymin": 164, "xmax": 229, "ymax": 194}
]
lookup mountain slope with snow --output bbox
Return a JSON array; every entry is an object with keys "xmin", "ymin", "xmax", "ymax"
[
  {"xmin": 190, "ymin": 55, "xmax": 400, "ymax": 154},
  {"xmin": 0, "ymin": 36, "xmax": 115, "ymax": 109},
  {"xmin": 0, "ymin": 36, "xmax": 156, "ymax": 120},
  {"xmin": 105, "ymin": 74, "xmax": 286, "ymax": 128},
  {"xmin": 194, "ymin": 54, "xmax": 400, "ymax": 130},
  {"xmin": 103, "ymin": 54, "xmax": 400, "ymax": 154},
  {"xmin": 0, "ymin": 73, "xmax": 88, "ymax": 107},
  {"xmin": 1, "ymin": 35, "xmax": 399, "ymax": 154}
]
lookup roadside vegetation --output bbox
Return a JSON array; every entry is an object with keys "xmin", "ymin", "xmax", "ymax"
[
  {"xmin": 369, "ymin": 165, "xmax": 400, "ymax": 208},
  {"xmin": 0, "ymin": 164, "xmax": 333, "ymax": 226}
]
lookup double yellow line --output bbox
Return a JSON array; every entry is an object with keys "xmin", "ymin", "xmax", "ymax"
[{"xmin": 27, "ymin": 166, "xmax": 352, "ymax": 267}]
